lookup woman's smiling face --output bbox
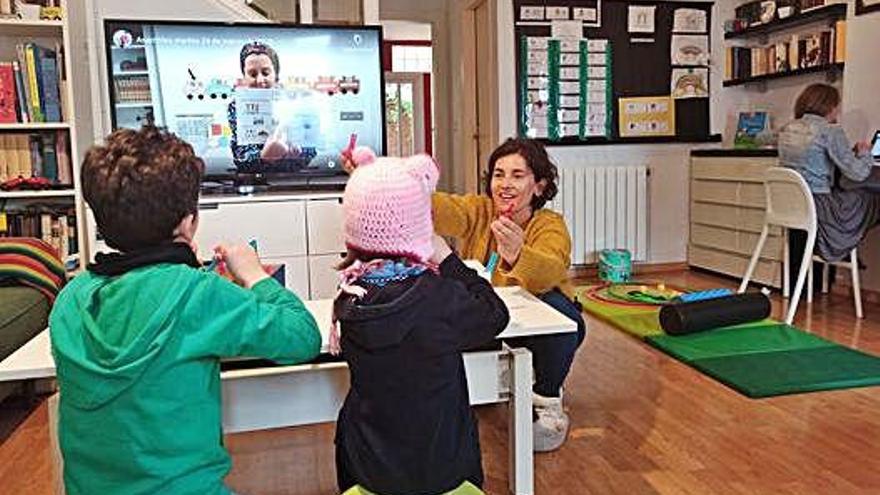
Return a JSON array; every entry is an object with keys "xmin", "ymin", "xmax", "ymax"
[
  {"xmin": 490, "ymin": 153, "xmax": 545, "ymax": 218},
  {"xmin": 242, "ymin": 54, "xmax": 276, "ymax": 88}
]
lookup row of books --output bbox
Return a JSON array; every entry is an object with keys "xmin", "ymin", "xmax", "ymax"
[
  {"xmin": 0, "ymin": 43, "xmax": 65, "ymax": 123},
  {"xmin": 0, "ymin": 131, "xmax": 72, "ymax": 184},
  {"xmin": 0, "ymin": 206, "xmax": 78, "ymax": 259},
  {"xmin": 725, "ymin": 22, "xmax": 845, "ymax": 81},
  {"xmin": 114, "ymin": 75, "xmax": 152, "ymax": 104}
]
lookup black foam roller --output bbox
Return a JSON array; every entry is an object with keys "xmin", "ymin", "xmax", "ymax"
[{"xmin": 659, "ymin": 293, "xmax": 771, "ymax": 336}]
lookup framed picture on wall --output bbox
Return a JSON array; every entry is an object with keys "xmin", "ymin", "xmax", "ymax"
[{"xmin": 856, "ymin": 0, "xmax": 880, "ymax": 16}]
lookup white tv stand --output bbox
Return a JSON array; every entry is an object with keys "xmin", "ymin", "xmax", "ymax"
[{"xmin": 86, "ymin": 190, "xmax": 346, "ymax": 300}]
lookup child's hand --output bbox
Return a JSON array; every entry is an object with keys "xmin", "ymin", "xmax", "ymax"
[
  {"xmin": 214, "ymin": 243, "xmax": 269, "ymax": 289},
  {"xmin": 430, "ymin": 234, "xmax": 453, "ymax": 265}
]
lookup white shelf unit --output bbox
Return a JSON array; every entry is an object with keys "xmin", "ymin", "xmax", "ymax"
[
  {"xmin": 0, "ymin": 122, "xmax": 71, "ymax": 130},
  {"xmin": 113, "ymin": 70, "xmax": 149, "ymax": 76},
  {"xmin": 0, "ymin": 18, "xmax": 63, "ymax": 36},
  {"xmin": 114, "ymin": 101, "xmax": 152, "ymax": 108},
  {"xmin": 0, "ymin": 190, "xmax": 76, "ymax": 199},
  {"xmin": 0, "ymin": 1, "xmax": 87, "ymax": 271}
]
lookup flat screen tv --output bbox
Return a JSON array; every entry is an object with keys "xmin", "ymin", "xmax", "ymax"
[{"xmin": 103, "ymin": 19, "xmax": 385, "ymax": 182}]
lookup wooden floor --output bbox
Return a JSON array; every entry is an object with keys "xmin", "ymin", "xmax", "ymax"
[{"xmin": 2, "ymin": 270, "xmax": 880, "ymax": 494}]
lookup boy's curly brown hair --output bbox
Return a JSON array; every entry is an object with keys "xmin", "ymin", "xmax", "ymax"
[{"xmin": 82, "ymin": 126, "xmax": 204, "ymax": 252}]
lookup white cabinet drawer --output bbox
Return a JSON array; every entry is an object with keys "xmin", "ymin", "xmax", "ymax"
[
  {"xmin": 263, "ymin": 255, "xmax": 310, "ymax": 300},
  {"xmin": 309, "ymin": 254, "xmax": 344, "ymax": 300},
  {"xmin": 688, "ymin": 244, "xmax": 782, "ymax": 288},
  {"xmin": 306, "ymin": 199, "xmax": 345, "ymax": 255},
  {"xmin": 195, "ymin": 200, "xmax": 307, "ymax": 259}
]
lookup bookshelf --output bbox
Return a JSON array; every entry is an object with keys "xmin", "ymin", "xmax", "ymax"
[
  {"xmin": 0, "ymin": 0, "xmax": 86, "ymax": 273},
  {"xmin": 723, "ymin": 61, "xmax": 844, "ymax": 87},
  {"xmin": 724, "ymin": 4, "xmax": 848, "ymax": 40},
  {"xmin": 723, "ymin": 2, "xmax": 847, "ymax": 89}
]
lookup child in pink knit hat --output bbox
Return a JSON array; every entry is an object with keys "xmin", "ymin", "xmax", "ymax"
[{"xmin": 333, "ymin": 149, "xmax": 509, "ymax": 495}]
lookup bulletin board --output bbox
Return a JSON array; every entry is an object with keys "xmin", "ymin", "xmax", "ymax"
[{"xmin": 515, "ymin": 0, "xmax": 719, "ymax": 145}]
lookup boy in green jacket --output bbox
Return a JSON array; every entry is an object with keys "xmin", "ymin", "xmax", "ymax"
[{"xmin": 49, "ymin": 126, "xmax": 321, "ymax": 495}]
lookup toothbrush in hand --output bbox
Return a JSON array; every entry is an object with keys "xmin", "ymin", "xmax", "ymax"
[{"xmin": 486, "ymin": 203, "xmax": 515, "ymax": 275}]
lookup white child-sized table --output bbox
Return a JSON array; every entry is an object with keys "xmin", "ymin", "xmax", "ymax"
[{"xmin": 0, "ymin": 286, "xmax": 577, "ymax": 495}]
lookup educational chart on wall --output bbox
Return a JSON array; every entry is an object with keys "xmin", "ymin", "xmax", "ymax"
[
  {"xmin": 618, "ymin": 96, "xmax": 675, "ymax": 137},
  {"xmin": 514, "ymin": 0, "xmax": 714, "ymax": 145},
  {"xmin": 521, "ymin": 35, "xmax": 612, "ymax": 139}
]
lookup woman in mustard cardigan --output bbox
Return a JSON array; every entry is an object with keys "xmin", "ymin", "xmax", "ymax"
[{"xmin": 433, "ymin": 138, "xmax": 586, "ymax": 452}]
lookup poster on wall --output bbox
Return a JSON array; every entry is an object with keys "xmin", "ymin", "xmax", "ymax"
[
  {"xmin": 671, "ymin": 35, "xmax": 709, "ymax": 65},
  {"xmin": 628, "ymin": 5, "xmax": 656, "ymax": 33},
  {"xmin": 517, "ymin": 0, "xmax": 602, "ymax": 27},
  {"xmin": 671, "ymin": 67, "xmax": 709, "ymax": 98},
  {"xmin": 673, "ymin": 8, "xmax": 707, "ymax": 33},
  {"xmin": 618, "ymin": 96, "xmax": 675, "ymax": 137}
]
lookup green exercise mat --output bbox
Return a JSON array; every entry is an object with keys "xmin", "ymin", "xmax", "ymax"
[
  {"xmin": 648, "ymin": 325, "xmax": 880, "ymax": 398},
  {"xmin": 576, "ymin": 285, "xmax": 880, "ymax": 398}
]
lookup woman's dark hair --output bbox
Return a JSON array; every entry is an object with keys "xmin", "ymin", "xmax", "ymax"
[
  {"xmin": 239, "ymin": 41, "xmax": 280, "ymax": 80},
  {"xmin": 794, "ymin": 83, "xmax": 840, "ymax": 119},
  {"xmin": 484, "ymin": 138, "xmax": 558, "ymax": 210}
]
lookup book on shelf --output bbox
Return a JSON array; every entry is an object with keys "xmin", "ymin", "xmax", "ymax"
[
  {"xmin": 725, "ymin": 22, "xmax": 843, "ymax": 82},
  {"xmin": 0, "ymin": 204, "xmax": 78, "ymax": 259},
  {"xmin": 0, "ymin": 43, "xmax": 65, "ymax": 123},
  {"xmin": 0, "ymin": 130, "xmax": 72, "ymax": 183},
  {"xmin": 114, "ymin": 74, "xmax": 151, "ymax": 104}
]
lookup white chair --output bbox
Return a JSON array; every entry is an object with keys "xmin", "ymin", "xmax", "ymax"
[{"xmin": 739, "ymin": 167, "xmax": 863, "ymax": 324}]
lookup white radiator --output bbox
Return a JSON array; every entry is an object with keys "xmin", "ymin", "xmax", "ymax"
[{"xmin": 547, "ymin": 166, "xmax": 648, "ymax": 265}]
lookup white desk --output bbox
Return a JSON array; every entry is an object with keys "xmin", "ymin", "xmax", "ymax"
[{"xmin": 0, "ymin": 286, "xmax": 577, "ymax": 495}]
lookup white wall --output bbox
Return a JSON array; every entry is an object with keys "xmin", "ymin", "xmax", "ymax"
[
  {"xmin": 841, "ymin": 4, "xmax": 880, "ymax": 291},
  {"xmin": 497, "ymin": 0, "xmax": 729, "ymax": 263},
  {"xmin": 380, "ymin": 0, "xmax": 456, "ymax": 191},
  {"xmin": 381, "ymin": 20, "xmax": 432, "ymax": 41}
]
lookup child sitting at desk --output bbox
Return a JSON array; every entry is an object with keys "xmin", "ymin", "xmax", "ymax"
[
  {"xmin": 332, "ymin": 150, "xmax": 510, "ymax": 494},
  {"xmin": 49, "ymin": 126, "xmax": 321, "ymax": 494}
]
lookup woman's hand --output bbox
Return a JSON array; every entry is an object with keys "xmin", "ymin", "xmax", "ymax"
[
  {"xmin": 854, "ymin": 141, "xmax": 871, "ymax": 156},
  {"xmin": 491, "ymin": 216, "xmax": 524, "ymax": 265},
  {"xmin": 261, "ymin": 138, "xmax": 288, "ymax": 160},
  {"xmin": 261, "ymin": 125, "xmax": 301, "ymax": 161}
]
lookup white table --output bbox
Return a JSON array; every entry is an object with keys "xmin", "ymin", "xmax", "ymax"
[{"xmin": 0, "ymin": 286, "xmax": 577, "ymax": 495}]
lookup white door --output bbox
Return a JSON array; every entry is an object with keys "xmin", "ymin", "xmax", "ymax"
[{"xmin": 384, "ymin": 72, "xmax": 426, "ymax": 156}]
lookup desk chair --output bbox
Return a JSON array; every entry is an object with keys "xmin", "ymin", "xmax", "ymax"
[{"xmin": 739, "ymin": 167, "xmax": 863, "ymax": 324}]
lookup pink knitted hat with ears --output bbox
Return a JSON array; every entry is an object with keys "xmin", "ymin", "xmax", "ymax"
[{"xmin": 343, "ymin": 151, "xmax": 440, "ymax": 263}]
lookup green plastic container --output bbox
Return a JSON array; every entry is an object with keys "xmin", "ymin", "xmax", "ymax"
[{"xmin": 598, "ymin": 249, "xmax": 632, "ymax": 283}]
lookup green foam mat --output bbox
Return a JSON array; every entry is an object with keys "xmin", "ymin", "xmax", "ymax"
[
  {"xmin": 576, "ymin": 285, "xmax": 880, "ymax": 398},
  {"xmin": 647, "ymin": 325, "xmax": 880, "ymax": 398}
]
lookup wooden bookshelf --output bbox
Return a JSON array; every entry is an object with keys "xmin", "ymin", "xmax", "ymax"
[
  {"xmin": 724, "ymin": 4, "xmax": 848, "ymax": 40},
  {"xmin": 723, "ymin": 62, "xmax": 844, "ymax": 87}
]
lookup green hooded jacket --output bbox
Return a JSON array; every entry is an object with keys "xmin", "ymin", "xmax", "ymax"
[{"xmin": 49, "ymin": 263, "xmax": 321, "ymax": 494}]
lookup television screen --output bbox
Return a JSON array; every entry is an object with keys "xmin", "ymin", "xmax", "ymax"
[{"xmin": 103, "ymin": 20, "xmax": 385, "ymax": 178}]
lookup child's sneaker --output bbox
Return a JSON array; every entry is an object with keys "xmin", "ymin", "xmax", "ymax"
[{"xmin": 533, "ymin": 392, "xmax": 570, "ymax": 452}]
